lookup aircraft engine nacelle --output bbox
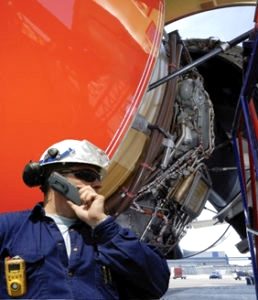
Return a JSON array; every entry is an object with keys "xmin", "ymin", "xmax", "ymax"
[
  {"xmin": 1, "ymin": 0, "xmax": 255, "ymax": 258},
  {"xmin": 0, "ymin": 0, "xmax": 164, "ymax": 211}
]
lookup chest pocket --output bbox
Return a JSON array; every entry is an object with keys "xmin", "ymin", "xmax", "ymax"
[{"xmin": 95, "ymin": 263, "xmax": 119, "ymax": 300}]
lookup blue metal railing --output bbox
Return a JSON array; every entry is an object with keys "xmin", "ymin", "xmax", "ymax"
[{"xmin": 231, "ymin": 7, "xmax": 258, "ymax": 298}]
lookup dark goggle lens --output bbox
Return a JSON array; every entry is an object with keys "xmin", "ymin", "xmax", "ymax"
[{"xmin": 73, "ymin": 170, "xmax": 101, "ymax": 182}]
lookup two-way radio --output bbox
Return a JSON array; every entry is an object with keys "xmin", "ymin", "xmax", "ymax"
[{"xmin": 47, "ymin": 172, "xmax": 81, "ymax": 205}]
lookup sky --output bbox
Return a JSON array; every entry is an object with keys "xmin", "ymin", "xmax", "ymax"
[
  {"xmin": 165, "ymin": 6, "xmax": 255, "ymax": 41},
  {"xmin": 179, "ymin": 203, "xmax": 249, "ymax": 263},
  {"xmin": 165, "ymin": 6, "xmax": 256, "ymax": 265}
]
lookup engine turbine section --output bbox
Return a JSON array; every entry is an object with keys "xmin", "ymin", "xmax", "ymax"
[{"xmin": 115, "ymin": 33, "xmax": 215, "ymax": 257}]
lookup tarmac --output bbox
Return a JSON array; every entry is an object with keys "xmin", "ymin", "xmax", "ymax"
[{"xmin": 162, "ymin": 275, "xmax": 257, "ymax": 300}]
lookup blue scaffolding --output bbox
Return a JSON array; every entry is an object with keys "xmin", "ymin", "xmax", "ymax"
[{"xmin": 232, "ymin": 3, "xmax": 258, "ymax": 299}]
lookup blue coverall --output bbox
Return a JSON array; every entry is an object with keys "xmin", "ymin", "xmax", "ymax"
[{"xmin": 0, "ymin": 203, "xmax": 170, "ymax": 299}]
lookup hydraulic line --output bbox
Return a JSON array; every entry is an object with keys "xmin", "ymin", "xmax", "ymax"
[{"xmin": 182, "ymin": 225, "xmax": 231, "ymax": 259}]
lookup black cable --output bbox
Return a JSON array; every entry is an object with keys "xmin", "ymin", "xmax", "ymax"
[
  {"xmin": 148, "ymin": 29, "xmax": 253, "ymax": 91},
  {"xmin": 180, "ymin": 224, "xmax": 231, "ymax": 259},
  {"xmin": 203, "ymin": 206, "xmax": 217, "ymax": 214}
]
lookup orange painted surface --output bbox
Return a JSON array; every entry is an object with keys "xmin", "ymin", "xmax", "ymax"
[{"xmin": 0, "ymin": 0, "xmax": 164, "ymax": 212}]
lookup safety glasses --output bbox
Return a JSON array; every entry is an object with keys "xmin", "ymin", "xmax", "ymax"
[{"xmin": 60, "ymin": 169, "xmax": 102, "ymax": 182}]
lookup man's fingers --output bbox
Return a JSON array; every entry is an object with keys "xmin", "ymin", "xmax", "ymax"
[
  {"xmin": 67, "ymin": 200, "xmax": 80, "ymax": 209},
  {"xmin": 78, "ymin": 186, "xmax": 104, "ymax": 206}
]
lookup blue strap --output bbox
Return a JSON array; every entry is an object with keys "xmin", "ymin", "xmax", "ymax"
[{"xmin": 39, "ymin": 148, "xmax": 74, "ymax": 164}]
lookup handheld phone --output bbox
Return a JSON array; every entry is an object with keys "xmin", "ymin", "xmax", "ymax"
[
  {"xmin": 48, "ymin": 172, "xmax": 81, "ymax": 205},
  {"xmin": 5, "ymin": 256, "xmax": 27, "ymax": 297}
]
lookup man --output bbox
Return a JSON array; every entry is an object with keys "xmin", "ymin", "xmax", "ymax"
[{"xmin": 0, "ymin": 139, "xmax": 170, "ymax": 299}]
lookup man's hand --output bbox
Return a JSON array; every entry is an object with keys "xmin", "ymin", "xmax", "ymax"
[{"xmin": 67, "ymin": 185, "xmax": 108, "ymax": 228}]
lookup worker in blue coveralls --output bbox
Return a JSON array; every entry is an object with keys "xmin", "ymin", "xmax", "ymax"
[{"xmin": 0, "ymin": 139, "xmax": 170, "ymax": 299}]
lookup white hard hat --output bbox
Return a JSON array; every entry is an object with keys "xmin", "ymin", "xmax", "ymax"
[{"xmin": 39, "ymin": 139, "xmax": 110, "ymax": 171}]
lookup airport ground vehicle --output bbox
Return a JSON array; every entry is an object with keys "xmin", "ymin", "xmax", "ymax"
[
  {"xmin": 209, "ymin": 271, "xmax": 222, "ymax": 279},
  {"xmin": 173, "ymin": 267, "xmax": 186, "ymax": 279},
  {"xmin": 1, "ymin": 0, "xmax": 258, "ymax": 297},
  {"xmin": 233, "ymin": 270, "xmax": 249, "ymax": 280}
]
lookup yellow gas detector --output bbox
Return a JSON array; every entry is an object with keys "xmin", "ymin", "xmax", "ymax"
[{"xmin": 5, "ymin": 256, "xmax": 27, "ymax": 297}]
